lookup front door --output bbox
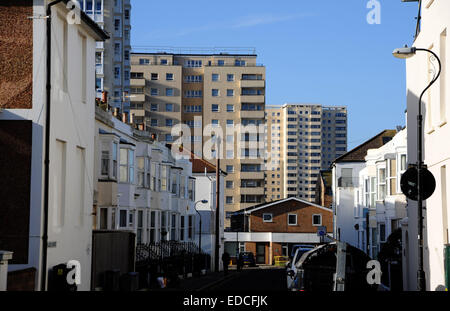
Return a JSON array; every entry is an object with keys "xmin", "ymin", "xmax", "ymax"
[{"xmin": 256, "ymin": 243, "xmax": 266, "ymax": 264}]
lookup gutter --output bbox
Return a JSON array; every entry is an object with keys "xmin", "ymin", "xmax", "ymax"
[{"xmin": 41, "ymin": 0, "xmax": 65, "ymax": 292}]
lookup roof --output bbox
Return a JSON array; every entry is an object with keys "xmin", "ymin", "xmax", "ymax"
[
  {"xmin": 164, "ymin": 144, "xmax": 227, "ymax": 176},
  {"xmin": 333, "ymin": 129, "xmax": 397, "ymax": 163},
  {"xmin": 232, "ymin": 197, "xmax": 332, "ymax": 215}
]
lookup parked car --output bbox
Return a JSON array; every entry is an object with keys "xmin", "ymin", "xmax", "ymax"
[
  {"xmin": 289, "ymin": 244, "xmax": 315, "ymax": 259},
  {"xmin": 286, "ymin": 245, "xmax": 315, "ymax": 290},
  {"xmin": 290, "ymin": 242, "xmax": 378, "ymax": 291},
  {"xmin": 240, "ymin": 252, "xmax": 256, "ymax": 267}
]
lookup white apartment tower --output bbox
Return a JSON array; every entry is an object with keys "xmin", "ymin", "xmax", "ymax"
[
  {"xmin": 79, "ymin": 0, "xmax": 132, "ymax": 117},
  {"xmin": 266, "ymin": 104, "xmax": 348, "ymax": 202}
]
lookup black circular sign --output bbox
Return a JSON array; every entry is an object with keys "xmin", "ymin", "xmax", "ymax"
[{"xmin": 400, "ymin": 167, "xmax": 436, "ymax": 201}]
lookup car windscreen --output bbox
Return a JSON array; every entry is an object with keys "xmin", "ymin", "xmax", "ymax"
[{"xmin": 294, "ymin": 249, "xmax": 313, "ymax": 264}]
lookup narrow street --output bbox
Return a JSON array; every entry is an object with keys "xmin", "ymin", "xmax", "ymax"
[{"xmin": 202, "ymin": 266, "xmax": 287, "ymax": 291}]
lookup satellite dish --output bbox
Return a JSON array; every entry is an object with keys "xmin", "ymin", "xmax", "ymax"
[{"xmin": 400, "ymin": 167, "xmax": 436, "ymax": 201}]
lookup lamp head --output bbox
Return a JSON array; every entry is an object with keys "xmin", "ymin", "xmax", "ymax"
[
  {"xmin": 393, "ymin": 46, "xmax": 417, "ymax": 59},
  {"xmin": 201, "ymin": 199, "xmax": 208, "ymax": 204}
]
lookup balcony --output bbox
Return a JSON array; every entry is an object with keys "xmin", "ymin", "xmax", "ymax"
[
  {"xmin": 337, "ymin": 177, "xmax": 359, "ymax": 188},
  {"xmin": 240, "ymin": 79, "xmax": 265, "ymax": 88},
  {"xmin": 240, "ymin": 110, "xmax": 265, "ymax": 119},
  {"xmin": 240, "ymin": 171, "xmax": 265, "ymax": 180},
  {"xmin": 240, "ymin": 95, "xmax": 265, "ymax": 103},
  {"xmin": 130, "ymin": 94, "xmax": 145, "ymax": 102},
  {"xmin": 130, "ymin": 78, "xmax": 145, "ymax": 87},
  {"xmin": 240, "ymin": 187, "xmax": 264, "ymax": 195}
]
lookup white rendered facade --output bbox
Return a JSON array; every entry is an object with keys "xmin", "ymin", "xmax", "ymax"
[
  {"xmin": 94, "ymin": 107, "xmax": 198, "ymax": 246},
  {"xmin": 1, "ymin": 1, "xmax": 107, "ymax": 290},
  {"xmin": 403, "ymin": 0, "xmax": 450, "ymax": 291}
]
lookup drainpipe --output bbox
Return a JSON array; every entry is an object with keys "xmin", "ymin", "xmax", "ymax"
[{"xmin": 41, "ymin": 0, "xmax": 64, "ymax": 292}]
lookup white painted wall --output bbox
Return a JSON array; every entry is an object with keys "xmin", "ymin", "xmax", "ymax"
[
  {"xmin": 2, "ymin": 2, "xmax": 103, "ymax": 290},
  {"xmin": 405, "ymin": 0, "xmax": 450, "ymax": 291}
]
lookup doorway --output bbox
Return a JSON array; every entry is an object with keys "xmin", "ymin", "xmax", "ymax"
[{"xmin": 256, "ymin": 243, "xmax": 266, "ymax": 264}]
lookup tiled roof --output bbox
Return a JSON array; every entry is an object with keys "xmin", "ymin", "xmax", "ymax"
[{"xmin": 334, "ymin": 129, "xmax": 397, "ymax": 163}]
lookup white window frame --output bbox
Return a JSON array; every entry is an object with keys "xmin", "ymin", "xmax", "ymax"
[
  {"xmin": 312, "ymin": 214, "xmax": 322, "ymax": 226},
  {"xmin": 288, "ymin": 214, "xmax": 297, "ymax": 226},
  {"xmin": 263, "ymin": 213, "xmax": 273, "ymax": 223}
]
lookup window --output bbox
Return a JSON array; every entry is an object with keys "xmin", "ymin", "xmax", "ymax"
[
  {"xmin": 165, "ymin": 103, "xmax": 173, "ymax": 112},
  {"xmin": 119, "ymin": 148, "xmax": 134, "ymax": 183},
  {"xmin": 137, "ymin": 157, "xmax": 145, "ymax": 187},
  {"xmin": 378, "ymin": 168, "xmax": 386, "ymax": 200},
  {"xmin": 165, "ymin": 119, "xmax": 173, "ymax": 127},
  {"xmin": 149, "ymin": 211, "xmax": 156, "ymax": 242},
  {"xmin": 166, "ymin": 73, "xmax": 174, "ymax": 81},
  {"xmin": 119, "ymin": 210, "xmax": 127, "ymax": 227},
  {"xmin": 170, "ymin": 214, "xmax": 177, "ymax": 241},
  {"xmin": 188, "ymin": 178, "xmax": 195, "ymax": 200},
  {"xmin": 226, "ymin": 181, "xmax": 234, "ymax": 189},
  {"xmin": 388, "ymin": 159, "xmax": 397, "ymax": 195},
  {"xmin": 112, "ymin": 143, "xmax": 118, "ymax": 178},
  {"xmin": 185, "ymin": 60, "xmax": 202, "ymax": 68},
  {"xmin": 212, "ymin": 89, "xmax": 219, "ymax": 97},
  {"xmin": 114, "ymin": 67, "xmax": 120, "ymax": 79},
  {"xmin": 188, "ymin": 215, "xmax": 194, "ymax": 239},
  {"xmin": 180, "ymin": 216, "xmax": 185, "ymax": 241},
  {"xmin": 227, "ymin": 89, "xmax": 234, "ymax": 97},
  {"xmin": 212, "ymin": 104, "xmax": 219, "ymax": 112},
  {"xmin": 160, "ymin": 165, "xmax": 168, "ymax": 191},
  {"xmin": 227, "ymin": 74, "xmax": 234, "ymax": 81},
  {"xmin": 114, "ymin": 19, "xmax": 120, "ymax": 31},
  {"xmin": 235, "ymin": 59, "xmax": 246, "ymax": 66},
  {"xmin": 226, "ymin": 120, "xmax": 234, "ymax": 127},
  {"xmin": 212, "ymin": 120, "xmax": 219, "ymax": 127},
  {"xmin": 263, "ymin": 213, "xmax": 273, "ymax": 223},
  {"xmin": 161, "ymin": 59, "xmax": 168, "ymax": 65},
  {"xmin": 139, "ymin": 58, "xmax": 150, "ymax": 65},
  {"xmin": 166, "ymin": 88, "xmax": 174, "ymax": 96},
  {"xmin": 227, "ymin": 104, "xmax": 234, "ymax": 112},
  {"xmin": 101, "ymin": 150, "xmax": 109, "ymax": 176},
  {"xmin": 288, "ymin": 214, "xmax": 297, "ymax": 226},
  {"xmin": 151, "ymin": 88, "xmax": 158, "ymax": 96},
  {"xmin": 226, "ymin": 196, "xmax": 233, "ymax": 204},
  {"xmin": 226, "ymin": 165, "xmax": 234, "ymax": 173},
  {"xmin": 218, "ymin": 60, "xmax": 225, "ymax": 66},
  {"xmin": 312, "ymin": 214, "xmax": 322, "ymax": 226},
  {"xmin": 212, "ymin": 74, "xmax": 219, "ymax": 81},
  {"xmin": 151, "ymin": 73, "xmax": 158, "ymax": 80}
]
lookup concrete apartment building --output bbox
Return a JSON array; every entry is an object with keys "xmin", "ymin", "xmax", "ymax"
[
  {"xmin": 265, "ymin": 104, "xmax": 348, "ymax": 202},
  {"xmin": 79, "ymin": 0, "xmax": 132, "ymax": 117},
  {"xmin": 130, "ymin": 50, "xmax": 266, "ymax": 228}
]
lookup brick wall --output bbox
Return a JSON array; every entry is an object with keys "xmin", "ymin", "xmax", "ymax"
[
  {"xmin": 0, "ymin": 0, "xmax": 33, "ymax": 109},
  {"xmin": 249, "ymin": 199, "xmax": 333, "ymax": 234}
]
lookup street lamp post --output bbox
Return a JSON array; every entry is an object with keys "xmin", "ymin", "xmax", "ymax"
[
  {"xmin": 194, "ymin": 200, "xmax": 209, "ymax": 255},
  {"xmin": 393, "ymin": 46, "xmax": 441, "ymax": 291}
]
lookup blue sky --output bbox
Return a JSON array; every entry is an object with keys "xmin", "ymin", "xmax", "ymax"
[{"xmin": 131, "ymin": 0, "xmax": 419, "ymax": 149}]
